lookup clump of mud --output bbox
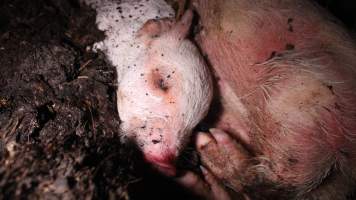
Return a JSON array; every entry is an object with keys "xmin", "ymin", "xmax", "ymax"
[{"xmin": 0, "ymin": 0, "xmax": 199, "ymax": 199}]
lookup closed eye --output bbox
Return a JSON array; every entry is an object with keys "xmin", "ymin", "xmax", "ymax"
[
  {"xmin": 156, "ymin": 78, "xmax": 169, "ymax": 91},
  {"xmin": 149, "ymin": 68, "xmax": 172, "ymax": 93}
]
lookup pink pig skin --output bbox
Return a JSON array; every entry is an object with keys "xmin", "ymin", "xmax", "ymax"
[{"xmin": 193, "ymin": 0, "xmax": 356, "ymax": 199}]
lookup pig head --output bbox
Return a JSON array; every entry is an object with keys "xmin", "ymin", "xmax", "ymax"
[
  {"xmin": 193, "ymin": 0, "xmax": 356, "ymax": 199},
  {"xmin": 117, "ymin": 10, "xmax": 213, "ymax": 175}
]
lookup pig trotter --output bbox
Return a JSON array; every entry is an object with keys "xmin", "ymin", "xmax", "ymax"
[
  {"xmin": 177, "ymin": 169, "xmax": 234, "ymax": 200},
  {"xmin": 196, "ymin": 128, "xmax": 355, "ymax": 200},
  {"xmin": 196, "ymin": 129, "xmax": 251, "ymax": 193}
]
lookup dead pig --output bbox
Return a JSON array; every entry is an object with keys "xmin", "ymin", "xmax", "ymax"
[
  {"xmin": 179, "ymin": 0, "xmax": 356, "ymax": 199},
  {"xmin": 83, "ymin": 0, "xmax": 213, "ymax": 175}
]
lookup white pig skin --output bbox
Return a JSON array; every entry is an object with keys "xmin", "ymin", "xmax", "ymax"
[{"xmin": 83, "ymin": 0, "xmax": 213, "ymax": 175}]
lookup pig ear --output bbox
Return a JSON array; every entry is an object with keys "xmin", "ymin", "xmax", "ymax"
[
  {"xmin": 137, "ymin": 9, "xmax": 193, "ymax": 43},
  {"xmin": 137, "ymin": 18, "xmax": 175, "ymax": 42},
  {"xmin": 168, "ymin": 9, "xmax": 193, "ymax": 40}
]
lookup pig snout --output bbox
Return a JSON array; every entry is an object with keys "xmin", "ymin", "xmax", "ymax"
[
  {"xmin": 129, "ymin": 119, "xmax": 182, "ymax": 176},
  {"xmin": 144, "ymin": 146, "xmax": 178, "ymax": 176}
]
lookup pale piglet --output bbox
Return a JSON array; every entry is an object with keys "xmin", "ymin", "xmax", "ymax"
[{"xmin": 84, "ymin": 0, "xmax": 213, "ymax": 175}]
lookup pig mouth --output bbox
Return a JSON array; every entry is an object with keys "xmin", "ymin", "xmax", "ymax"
[
  {"xmin": 153, "ymin": 162, "xmax": 177, "ymax": 176},
  {"xmin": 145, "ymin": 153, "xmax": 177, "ymax": 176}
]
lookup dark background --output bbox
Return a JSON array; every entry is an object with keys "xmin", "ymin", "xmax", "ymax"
[{"xmin": 316, "ymin": 0, "xmax": 356, "ymax": 30}]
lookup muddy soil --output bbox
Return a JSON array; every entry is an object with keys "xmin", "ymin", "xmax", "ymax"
[
  {"xmin": 0, "ymin": 0, "xmax": 199, "ymax": 199},
  {"xmin": 0, "ymin": 0, "xmax": 355, "ymax": 200}
]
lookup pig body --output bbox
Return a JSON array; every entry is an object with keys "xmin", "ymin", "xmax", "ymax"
[
  {"xmin": 193, "ymin": 0, "xmax": 356, "ymax": 199},
  {"xmin": 83, "ymin": 0, "xmax": 213, "ymax": 175}
]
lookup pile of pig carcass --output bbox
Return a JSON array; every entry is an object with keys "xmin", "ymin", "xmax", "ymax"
[{"xmin": 88, "ymin": 0, "xmax": 356, "ymax": 199}]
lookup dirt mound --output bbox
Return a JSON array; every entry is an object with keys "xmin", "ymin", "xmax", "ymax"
[{"xmin": 0, "ymin": 0, "xmax": 198, "ymax": 199}]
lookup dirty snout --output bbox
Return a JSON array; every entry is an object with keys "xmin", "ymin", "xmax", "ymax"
[
  {"xmin": 118, "ymin": 85, "xmax": 188, "ymax": 175},
  {"xmin": 132, "ymin": 118, "xmax": 185, "ymax": 176}
]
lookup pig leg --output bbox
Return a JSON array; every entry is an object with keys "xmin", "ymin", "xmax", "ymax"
[
  {"xmin": 195, "ymin": 128, "xmax": 355, "ymax": 200},
  {"xmin": 196, "ymin": 129, "xmax": 251, "ymax": 193},
  {"xmin": 178, "ymin": 129, "xmax": 256, "ymax": 200},
  {"xmin": 177, "ymin": 168, "xmax": 233, "ymax": 200},
  {"xmin": 193, "ymin": 129, "xmax": 281, "ymax": 199},
  {"xmin": 177, "ymin": 129, "xmax": 252, "ymax": 200}
]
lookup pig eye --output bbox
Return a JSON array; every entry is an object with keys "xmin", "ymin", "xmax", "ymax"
[
  {"xmin": 155, "ymin": 78, "xmax": 169, "ymax": 91},
  {"xmin": 148, "ymin": 68, "xmax": 172, "ymax": 93}
]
